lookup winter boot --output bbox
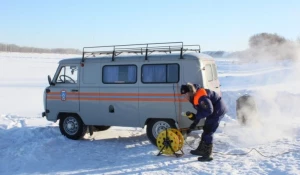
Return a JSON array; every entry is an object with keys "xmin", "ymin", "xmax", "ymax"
[
  {"xmin": 190, "ymin": 141, "xmax": 205, "ymax": 156},
  {"xmin": 198, "ymin": 143, "xmax": 213, "ymax": 162}
]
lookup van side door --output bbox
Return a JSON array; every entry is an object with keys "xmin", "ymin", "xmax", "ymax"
[
  {"xmin": 98, "ymin": 64, "xmax": 139, "ymax": 127},
  {"xmin": 46, "ymin": 64, "xmax": 80, "ymax": 119},
  {"xmin": 139, "ymin": 63, "xmax": 181, "ymax": 125}
]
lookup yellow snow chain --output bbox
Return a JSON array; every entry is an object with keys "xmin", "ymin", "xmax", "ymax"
[{"xmin": 156, "ymin": 128, "xmax": 184, "ymax": 157}]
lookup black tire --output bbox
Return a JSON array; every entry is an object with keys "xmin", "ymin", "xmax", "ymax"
[
  {"xmin": 236, "ymin": 95, "xmax": 258, "ymax": 125},
  {"xmin": 59, "ymin": 114, "xmax": 87, "ymax": 140},
  {"xmin": 93, "ymin": 125, "xmax": 111, "ymax": 131},
  {"xmin": 146, "ymin": 119, "xmax": 176, "ymax": 146}
]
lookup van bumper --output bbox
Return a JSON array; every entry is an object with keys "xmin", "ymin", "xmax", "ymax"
[{"xmin": 42, "ymin": 109, "xmax": 49, "ymax": 118}]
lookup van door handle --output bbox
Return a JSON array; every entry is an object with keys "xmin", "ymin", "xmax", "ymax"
[
  {"xmin": 71, "ymin": 89, "xmax": 78, "ymax": 92},
  {"xmin": 215, "ymin": 87, "xmax": 219, "ymax": 88}
]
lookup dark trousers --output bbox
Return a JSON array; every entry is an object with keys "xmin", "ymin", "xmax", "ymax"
[{"xmin": 201, "ymin": 114, "xmax": 225, "ymax": 144}]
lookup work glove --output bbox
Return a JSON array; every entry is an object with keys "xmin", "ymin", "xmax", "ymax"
[{"xmin": 182, "ymin": 111, "xmax": 196, "ymax": 121}]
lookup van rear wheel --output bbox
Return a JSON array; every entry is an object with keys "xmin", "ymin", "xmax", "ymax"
[
  {"xmin": 146, "ymin": 119, "xmax": 176, "ymax": 146},
  {"xmin": 59, "ymin": 114, "xmax": 87, "ymax": 140}
]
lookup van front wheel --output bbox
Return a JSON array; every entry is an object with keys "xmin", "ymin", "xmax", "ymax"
[
  {"xmin": 59, "ymin": 114, "xmax": 87, "ymax": 140},
  {"xmin": 146, "ymin": 119, "xmax": 176, "ymax": 146}
]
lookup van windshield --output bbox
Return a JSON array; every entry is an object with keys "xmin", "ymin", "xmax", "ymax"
[{"xmin": 56, "ymin": 66, "xmax": 78, "ymax": 84}]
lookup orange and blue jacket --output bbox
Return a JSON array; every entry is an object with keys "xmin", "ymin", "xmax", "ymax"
[{"xmin": 190, "ymin": 88, "xmax": 227, "ymax": 125}]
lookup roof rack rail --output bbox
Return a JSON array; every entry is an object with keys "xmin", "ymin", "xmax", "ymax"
[{"xmin": 81, "ymin": 42, "xmax": 201, "ymax": 62}]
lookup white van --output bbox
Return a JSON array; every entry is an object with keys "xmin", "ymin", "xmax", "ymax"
[{"xmin": 42, "ymin": 42, "xmax": 221, "ymax": 145}]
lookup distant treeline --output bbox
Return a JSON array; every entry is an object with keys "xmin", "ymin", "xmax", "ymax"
[
  {"xmin": 0, "ymin": 43, "xmax": 81, "ymax": 54},
  {"xmin": 202, "ymin": 51, "xmax": 227, "ymax": 58}
]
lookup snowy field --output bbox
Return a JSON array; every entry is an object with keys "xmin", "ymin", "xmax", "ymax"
[{"xmin": 1, "ymin": 52, "xmax": 300, "ymax": 175}]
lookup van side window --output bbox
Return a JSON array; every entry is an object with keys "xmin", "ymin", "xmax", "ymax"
[
  {"xmin": 142, "ymin": 64, "xmax": 179, "ymax": 83},
  {"xmin": 205, "ymin": 64, "xmax": 213, "ymax": 82},
  {"xmin": 102, "ymin": 65, "xmax": 137, "ymax": 84},
  {"xmin": 212, "ymin": 64, "xmax": 218, "ymax": 80},
  {"xmin": 56, "ymin": 66, "xmax": 78, "ymax": 84}
]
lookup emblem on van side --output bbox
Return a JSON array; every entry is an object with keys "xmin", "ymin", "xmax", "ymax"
[{"xmin": 61, "ymin": 90, "xmax": 66, "ymax": 101}]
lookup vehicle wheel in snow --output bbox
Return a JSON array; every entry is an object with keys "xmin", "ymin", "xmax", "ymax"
[
  {"xmin": 146, "ymin": 119, "xmax": 176, "ymax": 146},
  {"xmin": 93, "ymin": 125, "xmax": 111, "ymax": 131},
  {"xmin": 59, "ymin": 114, "xmax": 87, "ymax": 140},
  {"xmin": 236, "ymin": 95, "xmax": 258, "ymax": 126}
]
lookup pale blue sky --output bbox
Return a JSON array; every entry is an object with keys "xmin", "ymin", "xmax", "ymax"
[{"xmin": 0, "ymin": 0, "xmax": 299, "ymax": 51}]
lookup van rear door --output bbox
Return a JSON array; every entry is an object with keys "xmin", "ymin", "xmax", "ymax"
[
  {"xmin": 211, "ymin": 63, "xmax": 221, "ymax": 95},
  {"xmin": 203, "ymin": 62, "xmax": 221, "ymax": 95}
]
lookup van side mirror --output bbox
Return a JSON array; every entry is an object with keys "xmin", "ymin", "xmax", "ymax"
[{"xmin": 48, "ymin": 75, "xmax": 55, "ymax": 86}]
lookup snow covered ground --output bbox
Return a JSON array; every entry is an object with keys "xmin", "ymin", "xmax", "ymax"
[{"xmin": 0, "ymin": 52, "xmax": 300, "ymax": 175}]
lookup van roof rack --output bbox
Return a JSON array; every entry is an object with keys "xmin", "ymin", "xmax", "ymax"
[{"xmin": 81, "ymin": 42, "xmax": 200, "ymax": 62}]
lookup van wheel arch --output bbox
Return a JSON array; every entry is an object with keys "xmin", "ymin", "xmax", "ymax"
[
  {"xmin": 93, "ymin": 125, "xmax": 111, "ymax": 131},
  {"xmin": 58, "ymin": 113, "xmax": 87, "ymax": 140},
  {"xmin": 57, "ymin": 112, "xmax": 69, "ymax": 120},
  {"xmin": 146, "ymin": 118, "xmax": 177, "ymax": 146}
]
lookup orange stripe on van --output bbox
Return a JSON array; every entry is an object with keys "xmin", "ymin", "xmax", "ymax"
[
  {"xmin": 97, "ymin": 92, "xmax": 182, "ymax": 97},
  {"xmin": 48, "ymin": 92, "xmax": 182, "ymax": 96},
  {"xmin": 47, "ymin": 97, "xmax": 188, "ymax": 102},
  {"xmin": 139, "ymin": 98, "xmax": 187, "ymax": 102},
  {"xmin": 47, "ymin": 96, "xmax": 60, "ymax": 100},
  {"xmin": 47, "ymin": 96, "xmax": 78, "ymax": 100},
  {"xmin": 78, "ymin": 97, "xmax": 187, "ymax": 102},
  {"xmin": 79, "ymin": 92, "xmax": 99, "ymax": 96},
  {"xmin": 47, "ymin": 91, "xmax": 189, "ymax": 102},
  {"xmin": 138, "ymin": 93, "xmax": 181, "ymax": 97},
  {"xmin": 48, "ymin": 92, "xmax": 78, "ymax": 96}
]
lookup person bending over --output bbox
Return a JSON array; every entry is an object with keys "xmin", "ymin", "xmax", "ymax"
[{"xmin": 181, "ymin": 83, "xmax": 228, "ymax": 161}]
